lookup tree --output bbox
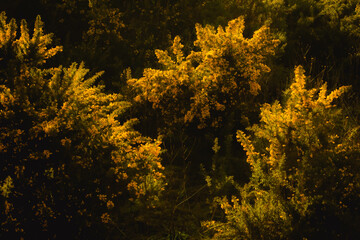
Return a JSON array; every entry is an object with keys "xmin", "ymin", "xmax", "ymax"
[
  {"xmin": 0, "ymin": 12, "xmax": 164, "ymax": 239},
  {"xmin": 269, "ymin": 0, "xmax": 360, "ymax": 89},
  {"xmin": 204, "ymin": 66, "xmax": 360, "ymax": 239}
]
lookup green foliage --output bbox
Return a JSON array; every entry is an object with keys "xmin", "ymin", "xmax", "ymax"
[
  {"xmin": 0, "ymin": 13, "xmax": 164, "ymax": 238},
  {"xmin": 279, "ymin": 0, "xmax": 360, "ymax": 88},
  {"xmin": 204, "ymin": 66, "xmax": 360, "ymax": 239}
]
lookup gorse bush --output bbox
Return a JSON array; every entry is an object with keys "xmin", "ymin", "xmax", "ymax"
[
  {"xmin": 129, "ymin": 17, "xmax": 279, "ymax": 131},
  {"xmin": 0, "ymin": 12, "xmax": 164, "ymax": 239},
  {"xmin": 204, "ymin": 66, "xmax": 360, "ymax": 239},
  {"xmin": 1, "ymin": 0, "xmax": 360, "ymax": 238}
]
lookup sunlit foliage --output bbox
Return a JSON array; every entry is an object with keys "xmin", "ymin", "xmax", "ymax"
[
  {"xmin": 0, "ymin": 13, "xmax": 164, "ymax": 238},
  {"xmin": 1, "ymin": 0, "xmax": 360, "ymax": 238},
  {"xmin": 129, "ymin": 17, "xmax": 278, "ymax": 130},
  {"xmin": 204, "ymin": 66, "xmax": 360, "ymax": 239}
]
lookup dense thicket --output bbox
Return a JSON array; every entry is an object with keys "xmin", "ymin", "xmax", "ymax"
[
  {"xmin": 205, "ymin": 66, "xmax": 360, "ymax": 239},
  {"xmin": 0, "ymin": 13, "xmax": 164, "ymax": 239},
  {"xmin": 1, "ymin": 1, "xmax": 360, "ymax": 239}
]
